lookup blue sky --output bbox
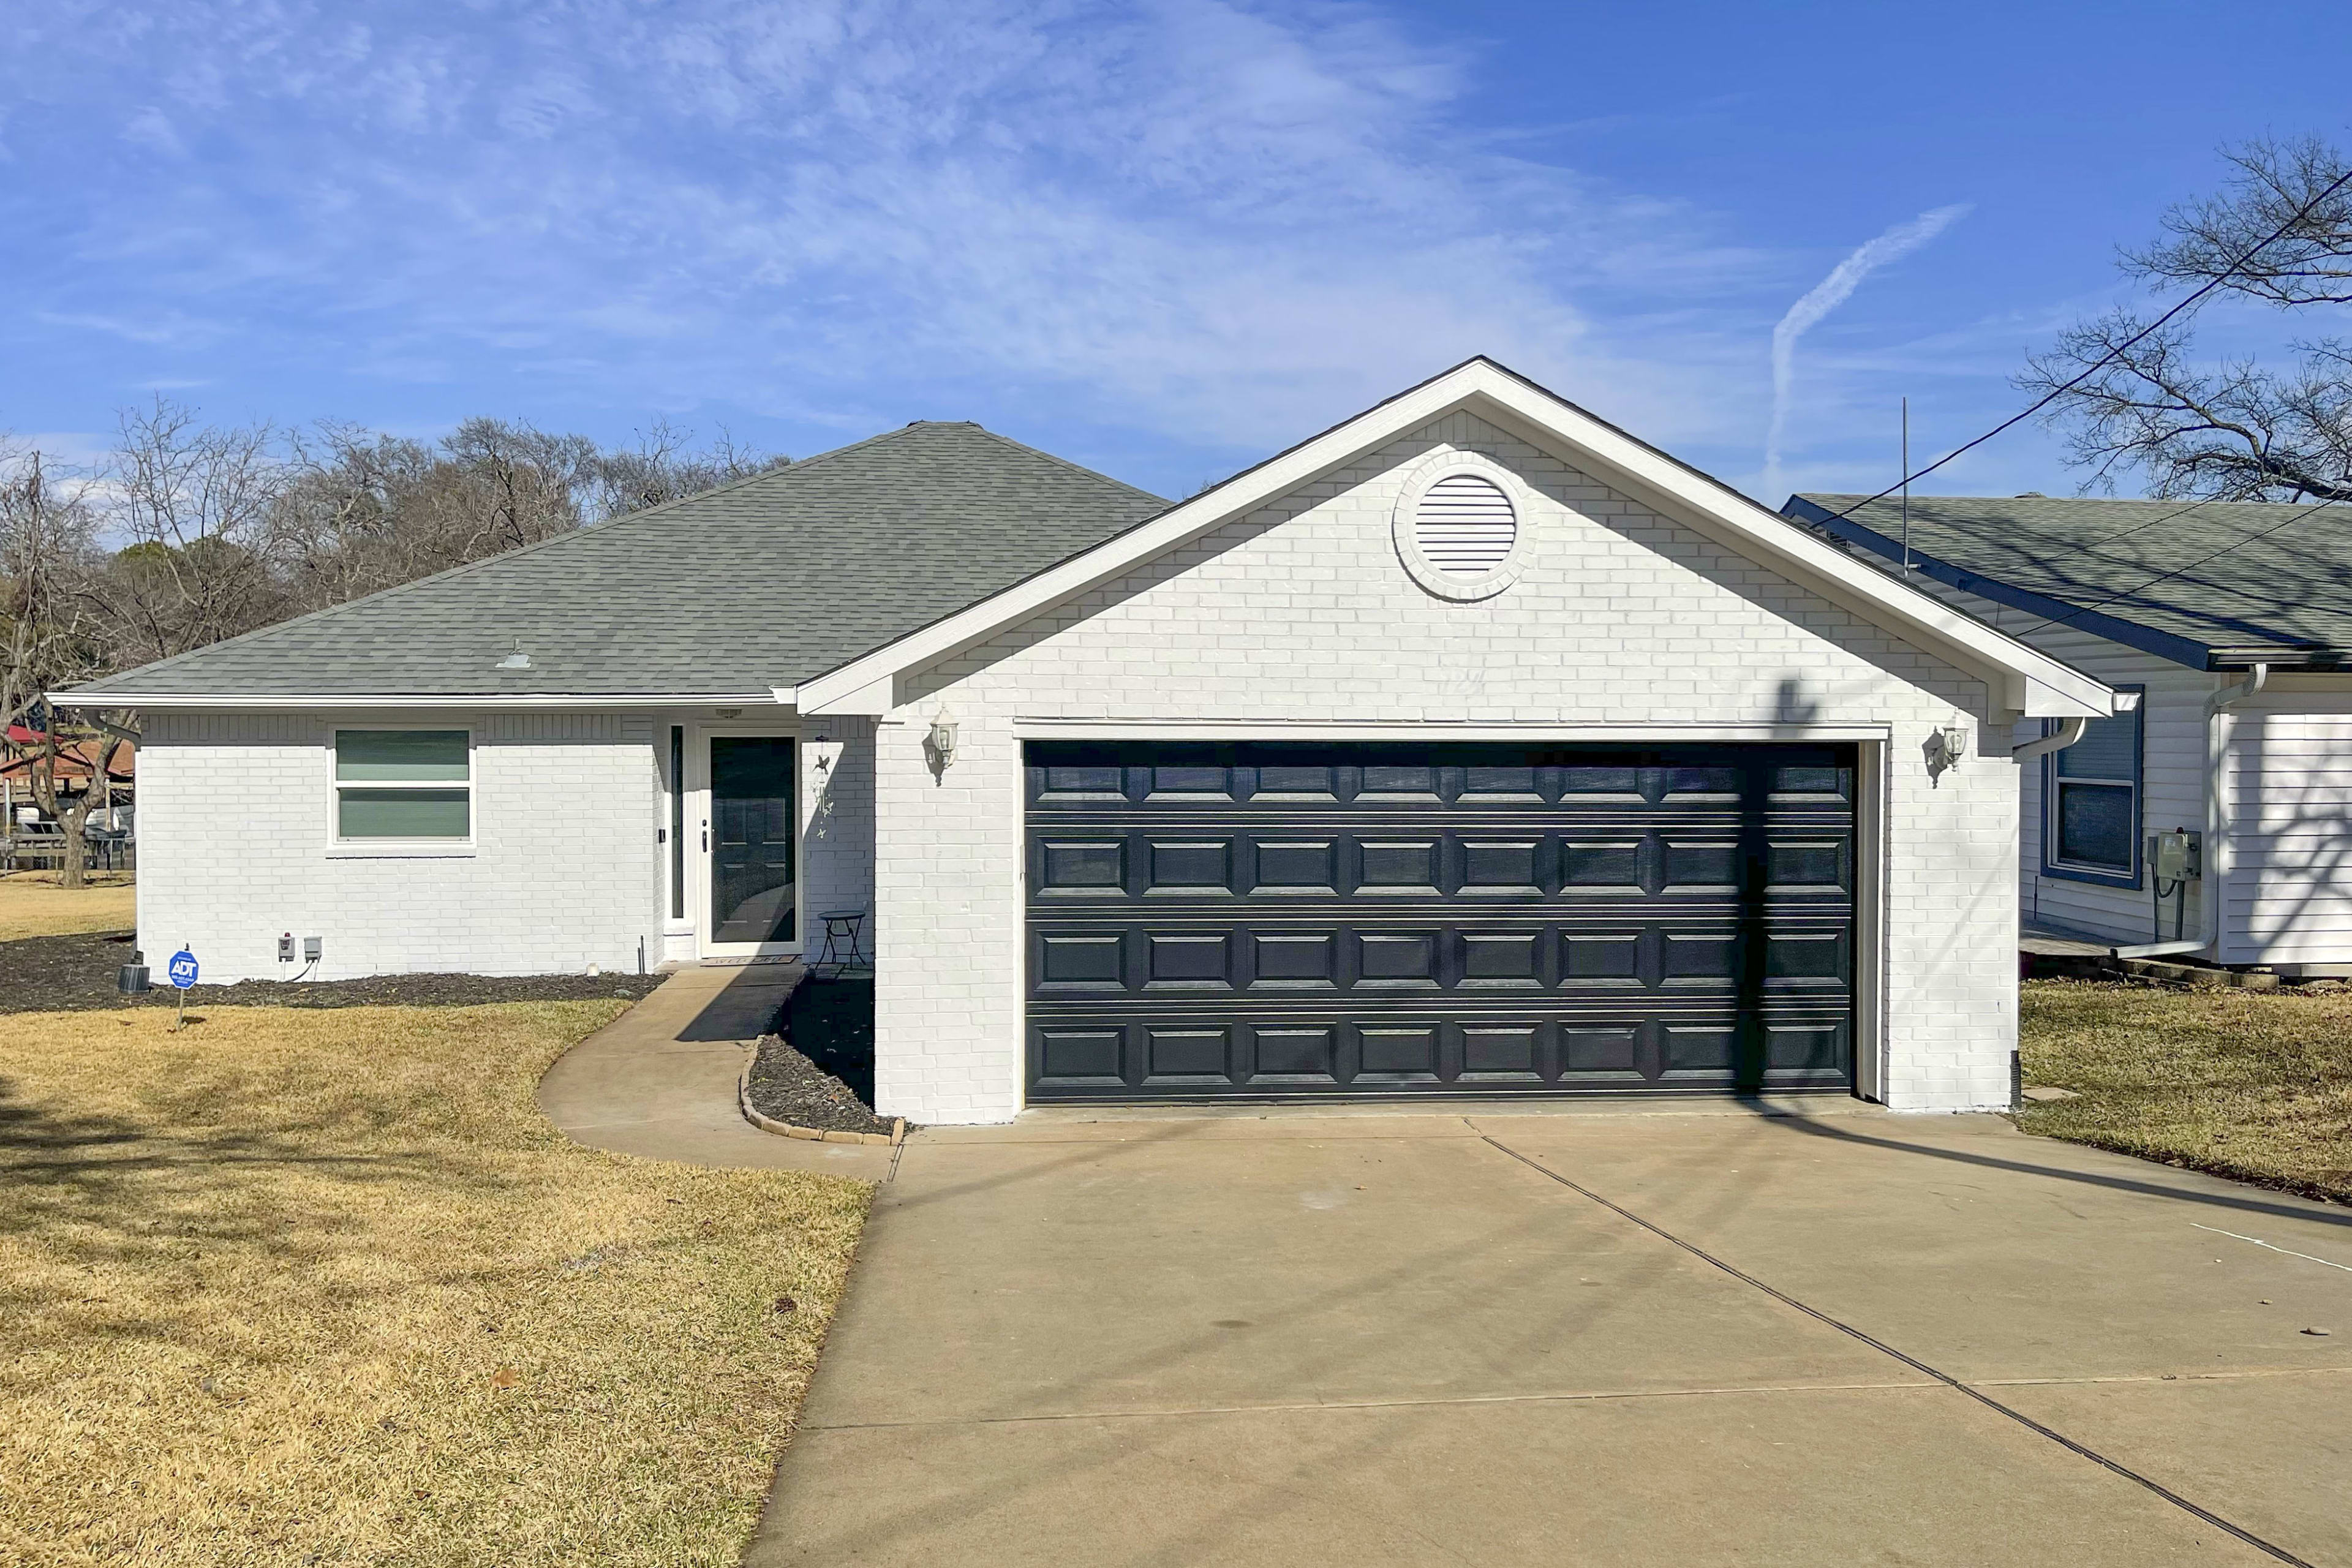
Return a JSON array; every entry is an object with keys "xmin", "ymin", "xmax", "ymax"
[{"xmin": 5, "ymin": 0, "xmax": 2348, "ymax": 503}]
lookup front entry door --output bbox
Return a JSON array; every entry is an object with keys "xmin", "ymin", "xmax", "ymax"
[{"xmin": 709, "ymin": 736, "xmax": 797, "ymax": 949}]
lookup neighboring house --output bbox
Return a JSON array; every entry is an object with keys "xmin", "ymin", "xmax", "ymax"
[
  {"xmin": 1785, "ymin": 491, "xmax": 2352, "ymax": 976},
  {"xmin": 2, "ymin": 726, "xmax": 135, "ymax": 826},
  {"xmin": 54, "ymin": 360, "xmax": 2117, "ymax": 1121}
]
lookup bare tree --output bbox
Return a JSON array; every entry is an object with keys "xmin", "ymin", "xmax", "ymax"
[
  {"xmin": 2021, "ymin": 137, "xmax": 2352, "ymax": 501},
  {"xmin": 0, "ymin": 443, "xmax": 113, "ymax": 887},
  {"xmin": 94, "ymin": 399, "xmax": 292, "ymax": 668},
  {"xmin": 589, "ymin": 420, "xmax": 788, "ymax": 518}
]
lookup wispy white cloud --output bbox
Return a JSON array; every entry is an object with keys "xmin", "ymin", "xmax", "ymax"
[
  {"xmin": 4, "ymin": 1, "xmax": 1849, "ymax": 482},
  {"xmin": 1763, "ymin": 204, "xmax": 1970, "ymax": 502}
]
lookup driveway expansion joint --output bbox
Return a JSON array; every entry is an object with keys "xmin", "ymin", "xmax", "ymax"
[
  {"xmin": 795, "ymin": 1378, "xmax": 1949, "ymax": 1433},
  {"xmin": 1477, "ymin": 1132, "xmax": 2320, "ymax": 1568}
]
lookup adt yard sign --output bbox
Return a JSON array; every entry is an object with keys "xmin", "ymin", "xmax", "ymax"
[{"xmin": 167, "ymin": 949, "xmax": 198, "ymax": 989}]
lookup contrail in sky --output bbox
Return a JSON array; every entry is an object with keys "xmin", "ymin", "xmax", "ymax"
[{"xmin": 1762, "ymin": 204, "xmax": 1970, "ymax": 502}]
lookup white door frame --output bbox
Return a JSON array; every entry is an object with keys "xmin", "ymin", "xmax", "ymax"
[{"xmin": 688, "ymin": 720, "xmax": 804, "ymax": 962}]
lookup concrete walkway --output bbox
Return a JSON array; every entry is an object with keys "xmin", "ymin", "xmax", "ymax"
[
  {"xmin": 750, "ymin": 1107, "xmax": 2352, "ymax": 1567},
  {"xmin": 535, "ymin": 962, "xmax": 895, "ymax": 1180}
]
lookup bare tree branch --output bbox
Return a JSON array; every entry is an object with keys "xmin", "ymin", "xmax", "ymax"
[{"xmin": 2024, "ymin": 138, "xmax": 2352, "ymax": 502}]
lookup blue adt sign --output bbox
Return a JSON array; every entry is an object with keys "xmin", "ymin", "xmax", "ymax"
[{"xmin": 167, "ymin": 949, "xmax": 199, "ymax": 990}]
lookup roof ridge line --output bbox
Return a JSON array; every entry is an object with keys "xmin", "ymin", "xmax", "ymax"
[{"xmin": 955, "ymin": 424, "xmax": 1167, "ymax": 505}]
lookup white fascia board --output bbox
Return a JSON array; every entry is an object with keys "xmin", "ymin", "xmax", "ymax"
[
  {"xmin": 793, "ymin": 371, "xmax": 1482, "ymax": 711},
  {"xmin": 760, "ymin": 358, "xmax": 2122, "ymax": 721},
  {"xmin": 45, "ymin": 690, "xmax": 789, "ymax": 710},
  {"xmin": 790, "ymin": 674, "xmax": 894, "ymax": 716},
  {"xmin": 1456, "ymin": 377, "xmax": 2119, "ymax": 718}
]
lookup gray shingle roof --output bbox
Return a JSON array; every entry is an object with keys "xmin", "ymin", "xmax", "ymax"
[
  {"xmin": 62, "ymin": 421, "xmax": 1169, "ymax": 701},
  {"xmin": 1785, "ymin": 492, "xmax": 2352, "ymax": 670}
]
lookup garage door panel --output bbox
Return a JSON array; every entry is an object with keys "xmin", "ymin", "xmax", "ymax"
[{"xmin": 1026, "ymin": 742, "xmax": 1855, "ymax": 1100}]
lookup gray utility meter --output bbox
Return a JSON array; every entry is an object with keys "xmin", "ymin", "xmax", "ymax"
[
  {"xmin": 2150, "ymin": 829, "xmax": 2201, "ymax": 884},
  {"xmin": 2147, "ymin": 827, "xmax": 2201, "ymax": 946}
]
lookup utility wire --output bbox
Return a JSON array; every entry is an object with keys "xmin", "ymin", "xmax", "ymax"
[{"xmin": 1807, "ymin": 163, "xmax": 2352, "ymax": 526}]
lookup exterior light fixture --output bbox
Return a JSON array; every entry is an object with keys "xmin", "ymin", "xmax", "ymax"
[
  {"xmin": 927, "ymin": 711, "xmax": 959, "ymax": 768},
  {"xmin": 1924, "ymin": 719, "xmax": 1970, "ymax": 783}
]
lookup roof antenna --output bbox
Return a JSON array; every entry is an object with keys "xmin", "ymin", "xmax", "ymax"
[{"xmin": 1900, "ymin": 396, "xmax": 1912, "ymax": 574}]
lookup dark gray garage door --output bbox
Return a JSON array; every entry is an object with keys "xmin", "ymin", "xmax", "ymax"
[{"xmin": 1025, "ymin": 742, "xmax": 1856, "ymax": 1101}]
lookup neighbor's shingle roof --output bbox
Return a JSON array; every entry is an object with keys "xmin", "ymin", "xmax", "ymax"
[
  {"xmin": 1786, "ymin": 492, "xmax": 2352, "ymax": 669},
  {"xmin": 61, "ymin": 422, "xmax": 1169, "ymax": 701}
]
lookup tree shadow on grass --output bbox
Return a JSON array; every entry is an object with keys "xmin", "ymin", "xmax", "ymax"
[{"xmin": 0, "ymin": 1069, "xmax": 516, "ymax": 1370}]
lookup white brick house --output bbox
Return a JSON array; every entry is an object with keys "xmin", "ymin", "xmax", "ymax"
[{"xmin": 61, "ymin": 360, "xmax": 2117, "ymax": 1122}]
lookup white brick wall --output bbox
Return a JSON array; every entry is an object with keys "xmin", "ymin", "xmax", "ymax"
[
  {"xmin": 801, "ymin": 717, "xmax": 879, "ymax": 953},
  {"xmin": 872, "ymin": 411, "xmax": 2021, "ymax": 1122},
  {"xmin": 138, "ymin": 709, "xmax": 666, "ymax": 982},
  {"xmin": 137, "ymin": 710, "xmax": 882, "ymax": 985}
]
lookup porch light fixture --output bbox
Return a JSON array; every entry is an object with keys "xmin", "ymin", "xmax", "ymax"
[
  {"xmin": 927, "ymin": 711, "xmax": 959, "ymax": 769},
  {"xmin": 1924, "ymin": 719, "xmax": 1970, "ymax": 782}
]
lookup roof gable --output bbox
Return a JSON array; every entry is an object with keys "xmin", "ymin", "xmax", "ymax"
[
  {"xmin": 59, "ymin": 422, "xmax": 1167, "ymax": 704},
  {"xmin": 797, "ymin": 359, "xmax": 2117, "ymax": 720}
]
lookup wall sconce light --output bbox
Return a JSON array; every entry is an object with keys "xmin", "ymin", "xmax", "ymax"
[
  {"xmin": 1924, "ymin": 719, "xmax": 1970, "ymax": 783},
  {"xmin": 927, "ymin": 711, "xmax": 959, "ymax": 769}
]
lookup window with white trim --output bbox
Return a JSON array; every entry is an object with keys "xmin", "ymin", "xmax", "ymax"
[
  {"xmin": 335, "ymin": 729, "xmax": 471, "ymax": 840},
  {"xmin": 2044, "ymin": 692, "xmax": 2141, "ymax": 883}
]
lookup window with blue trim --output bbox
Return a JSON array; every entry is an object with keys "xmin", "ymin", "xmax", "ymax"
[{"xmin": 2043, "ymin": 690, "xmax": 2143, "ymax": 885}]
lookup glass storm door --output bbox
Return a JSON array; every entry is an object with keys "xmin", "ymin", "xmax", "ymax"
[{"xmin": 709, "ymin": 737, "xmax": 796, "ymax": 947}]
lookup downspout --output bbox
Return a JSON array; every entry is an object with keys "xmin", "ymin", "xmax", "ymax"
[
  {"xmin": 2010, "ymin": 715, "xmax": 2087, "ymax": 765},
  {"xmin": 2011, "ymin": 717, "xmax": 2087, "ymax": 940},
  {"xmin": 2110, "ymin": 665, "xmax": 2268, "ymax": 960},
  {"xmin": 2196, "ymin": 664, "xmax": 2269, "ymax": 961}
]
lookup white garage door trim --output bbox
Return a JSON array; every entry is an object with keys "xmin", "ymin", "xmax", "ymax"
[{"xmin": 1001, "ymin": 721, "xmax": 1894, "ymax": 1110}]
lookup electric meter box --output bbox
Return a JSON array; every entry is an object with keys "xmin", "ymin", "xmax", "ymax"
[{"xmin": 2150, "ymin": 829, "xmax": 2202, "ymax": 883}]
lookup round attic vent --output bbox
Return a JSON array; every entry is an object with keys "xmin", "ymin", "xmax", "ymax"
[{"xmin": 1412, "ymin": 473, "xmax": 1517, "ymax": 576}]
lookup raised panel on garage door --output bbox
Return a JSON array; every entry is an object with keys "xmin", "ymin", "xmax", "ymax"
[{"xmin": 1024, "ymin": 741, "xmax": 1855, "ymax": 1101}]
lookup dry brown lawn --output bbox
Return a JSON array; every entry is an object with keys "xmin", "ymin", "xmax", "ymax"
[
  {"xmin": 0, "ymin": 1001, "xmax": 871, "ymax": 1567},
  {"xmin": 0, "ymin": 871, "xmax": 137, "ymax": 941},
  {"xmin": 2019, "ymin": 978, "xmax": 2352, "ymax": 1205}
]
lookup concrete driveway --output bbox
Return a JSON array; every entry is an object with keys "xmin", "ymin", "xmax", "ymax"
[{"xmin": 748, "ymin": 1106, "xmax": 2352, "ymax": 1567}]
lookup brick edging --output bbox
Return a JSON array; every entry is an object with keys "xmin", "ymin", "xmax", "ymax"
[{"xmin": 737, "ymin": 1060, "xmax": 906, "ymax": 1147}]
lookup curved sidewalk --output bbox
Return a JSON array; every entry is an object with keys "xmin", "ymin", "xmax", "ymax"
[{"xmin": 536, "ymin": 962, "xmax": 897, "ymax": 1180}]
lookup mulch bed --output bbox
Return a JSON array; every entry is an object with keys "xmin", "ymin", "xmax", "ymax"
[
  {"xmin": 744, "ymin": 976, "xmax": 893, "ymax": 1136},
  {"xmin": 0, "ymin": 929, "xmax": 666, "ymax": 1014}
]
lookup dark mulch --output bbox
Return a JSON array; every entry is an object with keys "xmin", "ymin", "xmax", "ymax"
[
  {"xmin": 744, "ymin": 976, "xmax": 892, "ymax": 1136},
  {"xmin": 0, "ymin": 928, "xmax": 666, "ymax": 1014}
]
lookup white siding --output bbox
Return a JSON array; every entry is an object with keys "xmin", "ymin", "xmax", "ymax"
[
  {"xmin": 1899, "ymin": 573, "xmax": 2352, "ymax": 968},
  {"xmin": 2221, "ymin": 684, "xmax": 2352, "ymax": 968},
  {"xmin": 872, "ymin": 410, "xmax": 2022, "ymax": 1123}
]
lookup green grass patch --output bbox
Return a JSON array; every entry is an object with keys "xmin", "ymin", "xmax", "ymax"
[{"xmin": 2019, "ymin": 978, "xmax": 2352, "ymax": 1205}]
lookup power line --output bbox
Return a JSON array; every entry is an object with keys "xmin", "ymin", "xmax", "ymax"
[
  {"xmin": 1808, "ymin": 162, "xmax": 2352, "ymax": 526},
  {"xmin": 2022, "ymin": 494, "xmax": 2345, "ymax": 636}
]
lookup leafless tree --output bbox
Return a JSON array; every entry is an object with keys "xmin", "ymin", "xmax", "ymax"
[
  {"xmin": 2021, "ymin": 137, "xmax": 2352, "ymax": 501},
  {"xmin": 94, "ymin": 399, "xmax": 292, "ymax": 668},
  {"xmin": 270, "ymin": 417, "xmax": 786, "ymax": 613},
  {"xmin": 589, "ymin": 419, "xmax": 788, "ymax": 518},
  {"xmin": 0, "ymin": 442, "xmax": 113, "ymax": 886}
]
